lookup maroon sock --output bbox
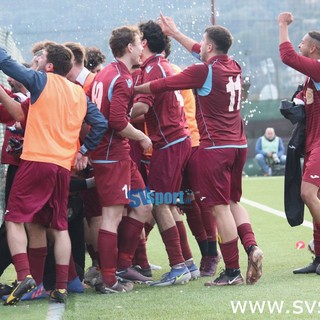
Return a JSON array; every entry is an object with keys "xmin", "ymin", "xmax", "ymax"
[
  {"xmin": 68, "ymin": 255, "xmax": 78, "ymax": 281},
  {"xmin": 98, "ymin": 229, "xmax": 117, "ymax": 286},
  {"xmin": 313, "ymin": 222, "xmax": 320, "ymax": 256},
  {"xmin": 184, "ymin": 201, "xmax": 207, "ymax": 242},
  {"xmin": 12, "ymin": 253, "xmax": 30, "ymax": 281},
  {"xmin": 219, "ymin": 237, "xmax": 240, "ymax": 270},
  {"xmin": 133, "ymin": 238, "xmax": 150, "ymax": 269},
  {"xmin": 176, "ymin": 221, "xmax": 193, "ymax": 261},
  {"xmin": 237, "ymin": 223, "xmax": 257, "ymax": 251},
  {"xmin": 160, "ymin": 226, "xmax": 184, "ymax": 267},
  {"xmin": 117, "ymin": 216, "xmax": 144, "ymax": 270},
  {"xmin": 28, "ymin": 247, "xmax": 47, "ymax": 285},
  {"xmin": 144, "ymin": 222, "xmax": 154, "ymax": 239},
  {"xmin": 56, "ymin": 264, "xmax": 69, "ymax": 290},
  {"xmin": 200, "ymin": 204, "xmax": 217, "ymax": 241}
]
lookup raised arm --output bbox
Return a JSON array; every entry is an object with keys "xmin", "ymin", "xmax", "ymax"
[
  {"xmin": 278, "ymin": 12, "xmax": 293, "ymax": 45},
  {"xmin": 278, "ymin": 12, "xmax": 320, "ymax": 82},
  {"xmin": 159, "ymin": 12, "xmax": 197, "ymax": 53},
  {"xmin": 0, "ymin": 47, "xmax": 45, "ymax": 101}
]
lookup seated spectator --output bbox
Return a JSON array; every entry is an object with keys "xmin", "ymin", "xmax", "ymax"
[{"xmin": 255, "ymin": 127, "xmax": 286, "ymax": 176}]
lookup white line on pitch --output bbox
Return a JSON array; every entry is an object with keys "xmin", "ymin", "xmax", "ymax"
[
  {"xmin": 241, "ymin": 197, "xmax": 313, "ymax": 229},
  {"xmin": 46, "ymin": 302, "xmax": 65, "ymax": 320}
]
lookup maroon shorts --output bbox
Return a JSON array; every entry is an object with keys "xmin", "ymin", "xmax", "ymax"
[
  {"xmin": 303, "ymin": 148, "xmax": 320, "ymax": 187},
  {"xmin": 5, "ymin": 160, "xmax": 70, "ymax": 230},
  {"xmin": 181, "ymin": 146, "xmax": 199, "ymax": 192},
  {"xmin": 92, "ymin": 159, "xmax": 145, "ymax": 206},
  {"xmin": 81, "ymin": 187, "xmax": 102, "ymax": 220},
  {"xmin": 195, "ymin": 147, "xmax": 247, "ymax": 206},
  {"xmin": 140, "ymin": 158, "xmax": 150, "ymax": 186},
  {"xmin": 149, "ymin": 138, "xmax": 192, "ymax": 193}
]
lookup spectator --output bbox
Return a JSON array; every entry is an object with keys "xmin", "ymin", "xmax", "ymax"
[{"xmin": 255, "ymin": 127, "xmax": 286, "ymax": 176}]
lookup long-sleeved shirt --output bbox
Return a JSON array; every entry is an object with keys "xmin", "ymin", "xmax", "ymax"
[
  {"xmin": 88, "ymin": 59, "xmax": 133, "ymax": 161},
  {"xmin": 280, "ymin": 41, "xmax": 320, "ymax": 153},
  {"xmin": 149, "ymin": 44, "xmax": 247, "ymax": 149},
  {"xmin": 0, "ymin": 47, "xmax": 107, "ymax": 169},
  {"xmin": 136, "ymin": 54, "xmax": 189, "ymax": 149}
]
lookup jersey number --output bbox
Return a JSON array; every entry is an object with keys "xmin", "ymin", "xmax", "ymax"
[
  {"xmin": 91, "ymin": 81, "xmax": 104, "ymax": 111},
  {"xmin": 226, "ymin": 75, "xmax": 241, "ymax": 112},
  {"xmin": 122, "ymin": 184, "xmax": 129, "ymax": 199},
  {"xmin": 174, "ymin": 90, "xmax": 184, "ymax": 107}
]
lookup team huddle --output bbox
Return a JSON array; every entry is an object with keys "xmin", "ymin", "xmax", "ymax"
[{"xmin": 0, "ymin": 10, "xmax": 317, "ymax": 306}]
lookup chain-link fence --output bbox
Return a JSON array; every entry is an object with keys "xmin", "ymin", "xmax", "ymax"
[{"xmin": 0, "ymin": 28, "xmax": 25, "ymax": 225}]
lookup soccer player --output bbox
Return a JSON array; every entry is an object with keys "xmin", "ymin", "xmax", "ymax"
[
  {"xmin": 85, "ymin": 46, "xmax": 106, "ymax": 74},
  {"xmin": 131, "ymin": 20, "xmax": 198, "ymax": 286},
  {"xmin": 64, "ymin": 41, "xmax": 102, "ymax": 286},
  {"xmin": 164, "ymin": 42, "xmax": 221, "ymax": 277},
  {"xmin": 278, "ymin": 12, "xmax": 320, "ymax": 274},
  {"xmin": 0, "ymin": 42, "xmax": 108, "ymax": 305},
  {"xmin": 65, "ymin": 42, "xmax": 96, "ymax": 91},
  {"xmin": 87, "ymin": 25, "xmax": 153, "ymax": 294},
  {"xmin": 135, "ymin": 14, "xmax": 263, "ymax": 286}
]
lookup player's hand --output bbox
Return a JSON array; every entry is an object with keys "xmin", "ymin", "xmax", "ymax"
[
  {"xmin": 158, "ymin": 12, "xmax": 179, "ymax": 36},
  {"xmin": 139, "ymin": 135, "xmax": 152, "ymax": 152},
  {"xmin": 74, "ymin": 153, "xmax": 88, "ymax": 171},
  {"xmin": 278, "ymin": 12, "xmax": 293, "ymax": 25}
]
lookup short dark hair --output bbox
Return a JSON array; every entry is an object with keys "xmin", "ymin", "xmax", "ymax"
[
  {"xmin": 31, "ymin": 40, "xmax": 56, "ymax": 57},
  {"xmin": 139, "ymin": 20, "xmax": 168, "ymax": 54},
  {"xmin": 45, "ymin": 43, "xmax": 73, "ymax": 76},
  {"xmin": 308, "ymin": 31, "xmax": 320, "ymax": 43},
  {"xmin": 164, "ymin": 36, "xmax": 172, "ymax": 59},
  {"xmin": 85, "ymin": 46, "xmax": 106, "ymax": 71},
  {"xmin": 109, "ymin": 26, "xmax": 141, "ymax": 58},
  {"xmin": 204, "ymin": 25, "xmax": 233, "ymax": 54},
  {"xmin": 64, "ymin": 42, "xmax": 85, "ymax": 65}
]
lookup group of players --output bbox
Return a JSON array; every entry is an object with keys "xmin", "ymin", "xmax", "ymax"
[{"xmin": 14, "ymin": 11, "xmax": 320, "ymax": 306}]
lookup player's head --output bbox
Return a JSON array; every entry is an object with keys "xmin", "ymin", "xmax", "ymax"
[
  {"xmin": 64, "ymin": 42, "xmax": 86, "ymax": 66},
  {"xmin": 85, "ymin": 46, "xmax": 106, "ymax": 73},
  {"xmin": 204, "ymin": 25, "xmax": 233, "ymax": 54},
  {"xmin": 139, "ymin": 20, "xmax": 168, "ymax": 54},
  {"xmin": 37, "ymin": 42, "xmax": 73, "ymax": 76},
  {"xmin": 31, "ymin": 40, "xmax": 55, "ymax": 70},
  {"xmin": 298, "ymin": 31, "xmax": 320, "ymax": 57},
  {"xmin": 163, "ymin": 35, "xmax": 172, "ymax": 59},
  {"xmin": 109, "ymin": 25, "xmax": 142, "ymax": 59}
]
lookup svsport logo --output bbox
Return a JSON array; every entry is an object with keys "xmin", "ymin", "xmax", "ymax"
[{"xmin": 128, "ymin": 187, "xmax": 191, "ymax": 207}]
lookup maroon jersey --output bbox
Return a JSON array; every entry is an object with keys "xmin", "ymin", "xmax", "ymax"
[
  {"xmin": 136, "ymin": 54, "xmax": 189, "ymax": 149},
  {"xmin": 88, "ymin": 59, "xmax": 133, "ymax": 161},
  {"xmin": 149, "ymin": 44, "xmax": 247, "ymax": 149},
  {"xmin": 280, "ymin": 41, "xmax": 320, "ymax": 153}
]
